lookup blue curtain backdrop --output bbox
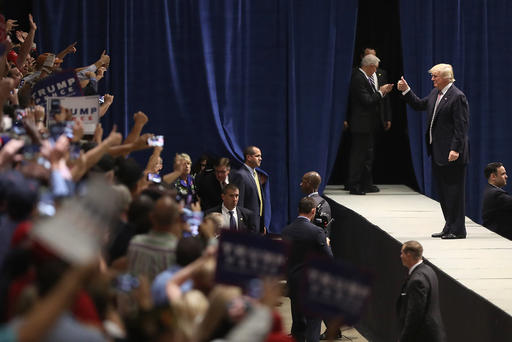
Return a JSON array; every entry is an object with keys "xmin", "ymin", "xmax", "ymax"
[
  {"xmin": 400, "ymin": 0, "xmax": 512, "ymax": 224},
  {"xmin": 33, "ymin": 0, "xmax": 358, "ymax": 233}
]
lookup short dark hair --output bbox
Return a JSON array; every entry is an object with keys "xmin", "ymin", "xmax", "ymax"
[
  {"xmin": 176, "ymin": 237, "xmax": 204, "ymax": 266},
  {"xmin": 484, "ymin": 162, "xmax": 503, "ymax": 179},
  {"xmin": 360, "ymin": 47, "xmax": 376, "ymax": 57},
  {"xmin": 222, "ymin": 183, "xmax": 239, "ymax": 195},
  {"xmin": 298, "ymin": 197, "xmax": 316, "ymax": 215},
  {"xmin": 402, "ymin": 240, "xmax": 423, "ymax": 260},
  {"xmin": 214, "ymin": 157, "xmax": 231, "ymax": 169},
  {"xmin": 243, "ymin": 146, "xmax": 257, "ymax": 160}
]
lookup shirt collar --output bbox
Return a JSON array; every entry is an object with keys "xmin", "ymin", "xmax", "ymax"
[
  {"xmin": 244, "ymin": 163, "xmax": 256, "ymax": 175},
  {"xmin": 440, "ymin": 82, "xmax": 453, "ymax": 95},
  {"xmin": 222, "ymin": 203, "xmax": 236, "ymax": 213},
  {"xmin": 307, "ymin": 192, "xmax": 319, "ymax": 197},
  {"xmin": 359, "ymin": 68, "xmax": 373, "ymax": 78},
  {"xmin": 409, "ymin": 259, "xmax": 423, "ymax": 275}
]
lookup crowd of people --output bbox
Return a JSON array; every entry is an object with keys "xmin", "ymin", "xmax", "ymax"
[
  {"xmin": 0, "ymin": 13, "xmax": 304, "ymax": 342},
  {"xmin": 2, "ymin": 9, "xmax": 510, "ymax": 342}
]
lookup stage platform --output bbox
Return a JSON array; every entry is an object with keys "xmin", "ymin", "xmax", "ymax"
[{"xmin": 324, "ymin": 184, "xmax": 512, "ymax": 342}]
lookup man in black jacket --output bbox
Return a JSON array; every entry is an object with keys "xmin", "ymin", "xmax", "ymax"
[
  {"xmin": 196, "ymin": 157, "xmax": 233, "ymax": 211},
  {"xmin": 482, "ymin": 162, "xmax": 512, "ymax": 240},
  {"xmin": 346, "ymin": 54, "xmax": 394, "ymax": 195},
  {"xmin": 398, "ymin": 63, "xmax": 469, "ymax": 239},
  {"xmin": 397, "ymin": 240, "xmax": 446, "ymax": 342},
  {"xmin": 282, "ymin": 197, "xmax": 332, "ymax": 342},
  {"xmin": 204, "ymin": 183, "xmax": 257, "ymax": 233}
]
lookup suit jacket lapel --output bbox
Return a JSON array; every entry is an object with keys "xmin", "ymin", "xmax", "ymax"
[
  {"xmin": 236, "ymin": 207, "xmax": 246, "ymax": 230},
  {"xmin": 434, "ymin": 85, "xmax": 453, "ymax": 117}
]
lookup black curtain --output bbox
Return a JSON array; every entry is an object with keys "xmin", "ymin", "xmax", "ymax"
[
  {"xmin": 32, "ymin": 0, "xmax": 358, "ymax": 233},
  {"xmin": 400, "ymin": 0, "xmax": 512, "ymax": 223},
  {"xmin": 328, "ymin": 0, "xmax": 418, "ymax": 190}
]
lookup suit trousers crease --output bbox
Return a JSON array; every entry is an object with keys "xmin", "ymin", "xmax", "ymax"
[
  {"xmin": 348, "ymin": 132, "xmax": 375, "ymax": 188},
  {"xmin": 431, "ymin": 161, "xmax": 466, "ymax": 235}
]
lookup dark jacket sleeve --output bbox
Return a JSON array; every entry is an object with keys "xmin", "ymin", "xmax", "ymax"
[
  {"xmin": 450, "ymin": 92, "xmax": 469, "ymax": 153},
  {"xmin": 400, "ymin": 277, "xmax": 429, "ymax": 342},
  {"xmin": 316, "ymin": 228, "xmax": 333, "ymax": 258},
  {"xmin": 351, "ymin": 71, "xmax": 383, "ymax": 107},
  {"xmin": 403, "ymin": 88, "xmax": 432, "ymax": 112}
]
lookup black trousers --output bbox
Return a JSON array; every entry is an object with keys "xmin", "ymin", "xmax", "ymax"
[
  {"xmin": 347, "ymin": 132, "xmax": 375, "ymax": 190},
  {"xmin": 431, "ymin": 161, "xmax": 467, "ymax": 236},
  {"xmin": 289, "ymin": 279, "xmax": 322, "ymax": 342}
]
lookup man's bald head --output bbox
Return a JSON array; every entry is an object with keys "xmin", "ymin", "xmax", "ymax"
[
  {"xmin": 150, "ymin": 195, "xmax": 181, "ymax": 230},
  {"xmin": 300, "ymin": 171, "xmax": 322, "ymax": 194}
]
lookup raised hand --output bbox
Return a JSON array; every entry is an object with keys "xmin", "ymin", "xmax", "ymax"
[
  {"xmin": 98, "ymin": 50, "xmax": 110, "ymax": 67},
  {"xmin": 72, "ymin": 119, "xmax": 84, "ymax": 142},
  {"xmin": 397, "ymin": 76, "xmax": 409, "ymax": 92},
  {"xmin": 103, "ymin": 94, "xmax": 114, "ymax": 105},
  {"xmin": 64, "ymin": 42, "xmax": 77, "ymax": 54},
  {"xmin": 379, "ymin": 83, "xmax": 394, "ymax": 95},
  {"xmin": 105, "ymin": 125, "xmax": 123, "ymax": 146},
  {"xmin": 28, "ymin": 13, "xmax": 37, "ymax": 32},
  {"xmin": 93, "ymin": 123, "xmax": 103, "ymax": 144},
  {"xmin": 133, "ymin": 111, "xmax": 148, "ymax": 125},
  {"xmin": 16, "ymin": 30, "xmax": 28, "ymax": 43},
  {"xmin": 6, "ymin": 19, "xmax": 18, "ymax": 34}
]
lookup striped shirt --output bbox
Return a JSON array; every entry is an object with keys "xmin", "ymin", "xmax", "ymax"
[{"xmin": 127, "ymin": 231, "xmax": 178, "ymax": 282}]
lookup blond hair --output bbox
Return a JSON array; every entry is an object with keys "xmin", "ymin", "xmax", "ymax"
[{"xmin": 429, "ymin": 63, "xmax": 455, "ymax": 82}]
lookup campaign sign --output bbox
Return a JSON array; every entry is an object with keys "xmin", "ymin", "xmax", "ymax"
[
  {"xmin": 215, "ymin": 230, "xmax": 287, "ymax": 287},
  {"xmin": 301, "ymin": 256, "xmax": 373, "ymax": 325},
  {"xmin": 32, "ymin": 70, "xmax": 82, "ymax": 106},
  {"xmin": 46, "ymin": 95, "xmax": 99, "ymax": 134}
]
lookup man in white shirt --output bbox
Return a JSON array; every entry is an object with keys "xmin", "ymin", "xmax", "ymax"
[{"xmin": 204, "ymin": 184, "xmax": 257, "ymax": 233}]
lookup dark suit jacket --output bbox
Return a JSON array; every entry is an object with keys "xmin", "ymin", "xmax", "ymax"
[
  {"xmin": 348, "ymin": 68, "xmax": 387, "ymax": 133},
  {"xmin": 482, "ymin": 183, "xmax": 512, "ymax": 239},
  {"xmin": 282, "ymin": 217, "xmax": 333, "ymax": 286},
  {"xmin": 396, "ymin": 262, "xmax": 446, "ymax": 342},
  {"xmin": 204, "ymin": 204, "xmax": 258, "ymax": 233},
  {"xmin": 403, "ymin": 84, "xmax": 469, "ymax": 166},
  {"xmin": 232, "ymin": 166, "xmax": 264, "ymax": 231},
  {"xmin": 376, "ymin": 68, "xmax": 392, "ymax": 126},
  {"xmin": 196, "ymin": 172, "xmax": 223, "ymax": 211}
]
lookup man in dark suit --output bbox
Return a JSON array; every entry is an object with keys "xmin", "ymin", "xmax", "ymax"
[
  {"xmin": 282, "ymin": 197, "xmax": 333, "ymax": 342},
  {"xmin": 232, "ymin": 146, "xmax": 267, "ymax": 233},
  {"xmin": 398, "ymin": 63, "xmax": 469, "ymax": 239},
  {"xmin": 197, "ymin": 157, "xmax": 233, "ymax": 211},
  {"xmin": 204, "ymin": 183, "xmax": 257, "ymax": 233},
  {"xmin": 397, "ymin": 240, "xmax": 446, "ymax": 342},
  {"xmin": 299, "ymin": 171, "xmax": 338, "ymax": 340},
  {"xmin": 482, "ymin": 162, "xmax": 512, "ymax": 240},
  {"xmin": 300, "ymin": 171, "xmax": 332, "ymax": 238},
  {"xmin": 346, "ymin": 54, "xmax": 394, "ymax": 195}
]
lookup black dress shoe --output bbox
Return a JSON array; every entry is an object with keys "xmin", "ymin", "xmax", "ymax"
[
  {"xmin": 343, "ymin": 185, "xmax": 350, "ymax": 191},
  {"xmin": 431, "ymin": 232, "xmax": 445, "ymax": 238},
  {"xmin": 349, "ymin": 188, "xmax": 366, "ymax": 195},
  {"xmin": 365, "ymin": 185, "xmax": 380, "ymax": 193},
  {"xmin": 320, "ymin": 329, "xmax": 342, "ymax": 340},
  {"xmin": 441, "ymin": 233, "xmax": 466, "ymax": 239}
]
